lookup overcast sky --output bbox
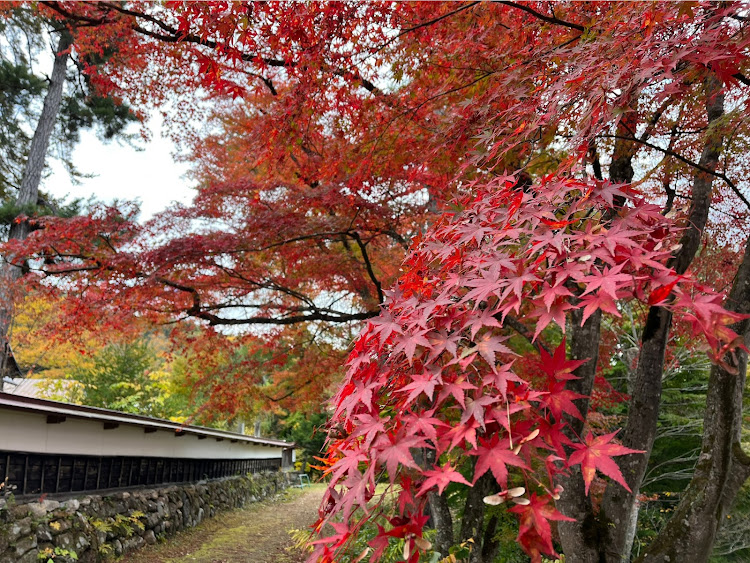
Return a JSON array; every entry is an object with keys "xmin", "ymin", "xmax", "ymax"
[{"xmin": 45, "ymin": 114, "xmax": 194, "ymax": 222}]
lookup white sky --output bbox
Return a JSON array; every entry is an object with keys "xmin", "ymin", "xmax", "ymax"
[{"xmin": 44, "ymin": 114, "xmax": 195, "ymax": 221}]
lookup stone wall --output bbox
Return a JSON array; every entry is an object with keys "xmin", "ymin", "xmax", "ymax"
[{"xmin": 0, "ymin": 471, "xmax": 295, "ymax": 562}]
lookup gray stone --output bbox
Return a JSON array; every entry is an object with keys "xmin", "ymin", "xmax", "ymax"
[
  {"xmin": 145, "ymin": 512, "xmax": 160, "ymax": 529},
  {"xmin": 43, "ymin": 499, "xmax": 60, "ymax": 512},
  {"xmin": 144, "ymin": 529, "xmax": 156, "ymax": 545},
  {"xmin": 27, "ymin": 502, "xmax": 48, "ymax": 519},
  {"xmin": 73, "ymin": 531, "xmax": 90, "ymax": 551},
  {"xmin": 121, "ymin": 535, "xmax": 144, "ymax": 553},
  {"xmin": 113, "ymin": 539, "xmax": 123, "ymax": 556},
  {"xmin": 63, "ymin": 499, "xmax": 79, "ymax": 511},
  {"xmin": 99, "ymin": 505, "xmax": 114, "ymax": 519},
  {"xmin": 36, "ymin": 526, "xmax": 53, "ymax": 543},
  {"xmin": 9, "ymin": 517, "xmax": 32, "ymax": 542},
  {"xmin": 17, "ymin": 549, "xmax": 40, "ymax": 563},
  {"xmin": 55, "ymin": 532, "xmax": 74, "ymax": 549},
  {"xmin": 9, "ymin": 504, "xmax": 30, "ymax": 520},
  {"xmin": 13, "ymin": 534, "xmax": 37, "ymax": 557}
]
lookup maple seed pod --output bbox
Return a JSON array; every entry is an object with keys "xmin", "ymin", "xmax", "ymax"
[
  {"xmin": 512, "ymin": 497, "xmax": 531, "ymax": 505},
  {"xmin": 483, "ymin": 493, "xmax": 506, "ymax": 505},
  {"xmin": 414, "ymin": 537, "xmax": 432, "ymax": 551},
  {"xmin": 551, "ymin": 485, "xmax": 565, "ymax": 500},
  {"xmin": 352, "ymin": 547, "xmax": 371, "ymax": 563},
  {"xmin": 513, "ymin": 444, "xmax": 522, "ymax": 455},
  {"xmin": 403, "ymin": 539, "xmax": 412, "ymax": 561},
  {"xmin": 520, "ymin": 428, "xmax": 540, "ymax": 444},
  {"xmin": 507, "ymin": 486, "xmax": 526, "ymax": 497}
]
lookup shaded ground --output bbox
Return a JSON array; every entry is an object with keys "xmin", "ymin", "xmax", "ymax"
[{"xmin": 120, "ymin": 483, "xmax": 324, "ymax": 563}]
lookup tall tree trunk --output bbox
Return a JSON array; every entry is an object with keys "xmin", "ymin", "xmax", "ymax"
[
  {"xmin": 0, "ymin": 31, "xmax": 71, "ymax": 388},
  {"xmin": 556, "ymin": 309, "xmax": 605, "ymax": 563},
  {"xmin": 424, "ymin": 448, "xmax": 454, "ymax": 556},
  {"xmin": 556, "ymin": 109, "xmax": 635, "ymax": 562},
  {"xmin": 637, "ymin": 232, "xmax": 750, "ymax": 562},
  {"xmin": 460, "ymin": 469, "xmax": 494, "ymax": 563},
  {"xmin": 600, "ymin": 75, "xmax": 724, "ymax": 562},
  {"xmin": 480, "ymin": 514, "xmax": 500, "ymax": 563}
]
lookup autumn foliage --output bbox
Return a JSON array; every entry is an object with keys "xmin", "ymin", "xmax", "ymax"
[
  {"xmin": 4, "ymin": 2, "xmax": 750, "ymax": 562},
  {"xmin": 310, "ymin": 176, "xmax": 742, "ymax": 562}
]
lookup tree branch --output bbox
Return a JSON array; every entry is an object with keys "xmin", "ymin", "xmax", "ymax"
[
  {"xmin": 349, "ymin": 231, "xmax": 385, "ymax": 305},
  {"xmin": 497, "ymin": 1, "xmax": 585, "ymax": 31},
  {"xmin": 597, "ymin": 132, "xmax": 750, "ymax": 212}
]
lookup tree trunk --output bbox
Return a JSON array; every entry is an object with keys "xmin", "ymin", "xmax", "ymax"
[
  {"xmin": 556, "ymin": 107, "xmax": 635, "ymax": 562},
  {"xmin": 480, "ymin": 514, "xmax": 500, "ymax": 562},
  {"xmin": 0, "ymin": 31, "xmax": 71, "ymax": 387},
  {"xmin": 556, "ymin": 309, "xmax": 605, "ymax": 563},
  {"xmin": 460, "ymin": 469, "xmax": 494, "ymax": 563},
  {"xmin": 600, "ymin": 74, "xmax": 724, "ymax": 562},
  {"xmin": 424, "ymin": 448, "xmax": 454, "ymax": 556},
  {"xmin": 637, "ymin": 233, "xmax": 750, "ymax": 562}
]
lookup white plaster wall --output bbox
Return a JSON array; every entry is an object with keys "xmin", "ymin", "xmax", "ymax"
[{"xmin": 0, "ymin": 410, "xmax": 283, "ymax": 460}]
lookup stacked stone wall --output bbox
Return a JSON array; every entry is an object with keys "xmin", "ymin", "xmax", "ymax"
[{"xmin": 0, "ymin": 471, "xmax": 295, "ymax": 562}]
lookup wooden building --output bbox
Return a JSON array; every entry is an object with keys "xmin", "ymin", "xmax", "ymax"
[{"xmin": 0, "ymin": 392, "xmax": 295, "ymax": 498}]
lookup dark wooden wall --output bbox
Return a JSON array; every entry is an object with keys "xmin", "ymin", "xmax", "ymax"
[{"xmin": 0, "ymin": 450, "xmax": 281, "ymax": 498}]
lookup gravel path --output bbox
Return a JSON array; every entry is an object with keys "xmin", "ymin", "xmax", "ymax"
[{"xmin": 120, "ymin": 484, "xmax": 323, "ymax": 563}]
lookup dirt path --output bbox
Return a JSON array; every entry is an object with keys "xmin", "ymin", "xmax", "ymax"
[{"xmin": 120, "ymin": 484, "xmax": 323, "ymax": 563}]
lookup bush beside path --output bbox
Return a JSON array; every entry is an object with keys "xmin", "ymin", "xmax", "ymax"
[{"xmin": 120, "ymin": 483, "xmax": 324, "ymax": 563}]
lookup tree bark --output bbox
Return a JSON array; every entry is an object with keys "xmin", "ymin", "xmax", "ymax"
[
  {"xmin": 556, "ymin": 309, "xmax": 605, "ymax": 563},
  {"xmin": 424, "ymin": 448, "xmax": 454, "ymax": 556},
  {"xmin": 460, "ymin": 469, "xmax": 494, "ymax": 563},
  {"xmin": 637, "ymin": 233, "xmax": 750, "ymax": 562},
  {"xmin": 600, "ymin": 74, "xmax": 724, "ymax": 562},
  {"xmin": 0, "ymin": 31, "xmax": 72, "ymax": 387},
  {"xmin": 480, "ymin": 513, "xmax": 501, "ymax": 562},
  {"xmin": 556, "ymin": 103, "xmax": 636, "ymax": 563}
]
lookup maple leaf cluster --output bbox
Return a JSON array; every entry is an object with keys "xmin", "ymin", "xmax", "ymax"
[{"xmin": 312, "ymin": 176, "xmax": 743, "ymax": 562}]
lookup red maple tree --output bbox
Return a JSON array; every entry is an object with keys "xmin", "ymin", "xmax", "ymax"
[{"xmin": 5, "ymin": 2, "xmax": 750, "ymax": 561}]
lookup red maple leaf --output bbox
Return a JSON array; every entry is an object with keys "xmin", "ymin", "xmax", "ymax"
[
  {"xmin": 400, "ymin": 371, "xmax": 440, "ymax": 403},
  {"xmin": 509, "ymin": 493, "xmax": 574, "ymax": 563},
  {"xmin": 373, "ymin": 433, "xmax": 426, "ymax": 478},
  {"xmin": 460, "ymin": 393, "xmax": 498, "ymax": 429},
  {"xmin": 474, "ymin": 333, "xmax": 514, "ymax": 365},
  {"xmin": 436, "ymin": 376, "xmax": 476, "ymax": 408},
  {"xmin": 542, "ymin": 381, "xmax": 586, "ymax": 421},
  {"xmin": 577, "ymin": 264, "xmax": 632, "ymax": 300},
  {"xmin": 538, "ymin": 340, "xmax": 586, "ymax": 381},
  {"xmin": 417, "ymin": 463, "xmax": 470, "ymax": 496},
  {"xmin": 568, "ymin": 430, "xmax": 643, "ymax": 494},
  {"xmin": 579, "ymin": 291, "xmax": 621, "ymax": 324},
  {"xmin": 531, "ymin": 299, "xmax": 574, "ymax": 340},
  {"xmin": 647, "ymin": 278, "xmax": 679, "ymax": 305},
  {"xmin": 470, "ymin": 434, "xmax": 529, "ymax": 488}
]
